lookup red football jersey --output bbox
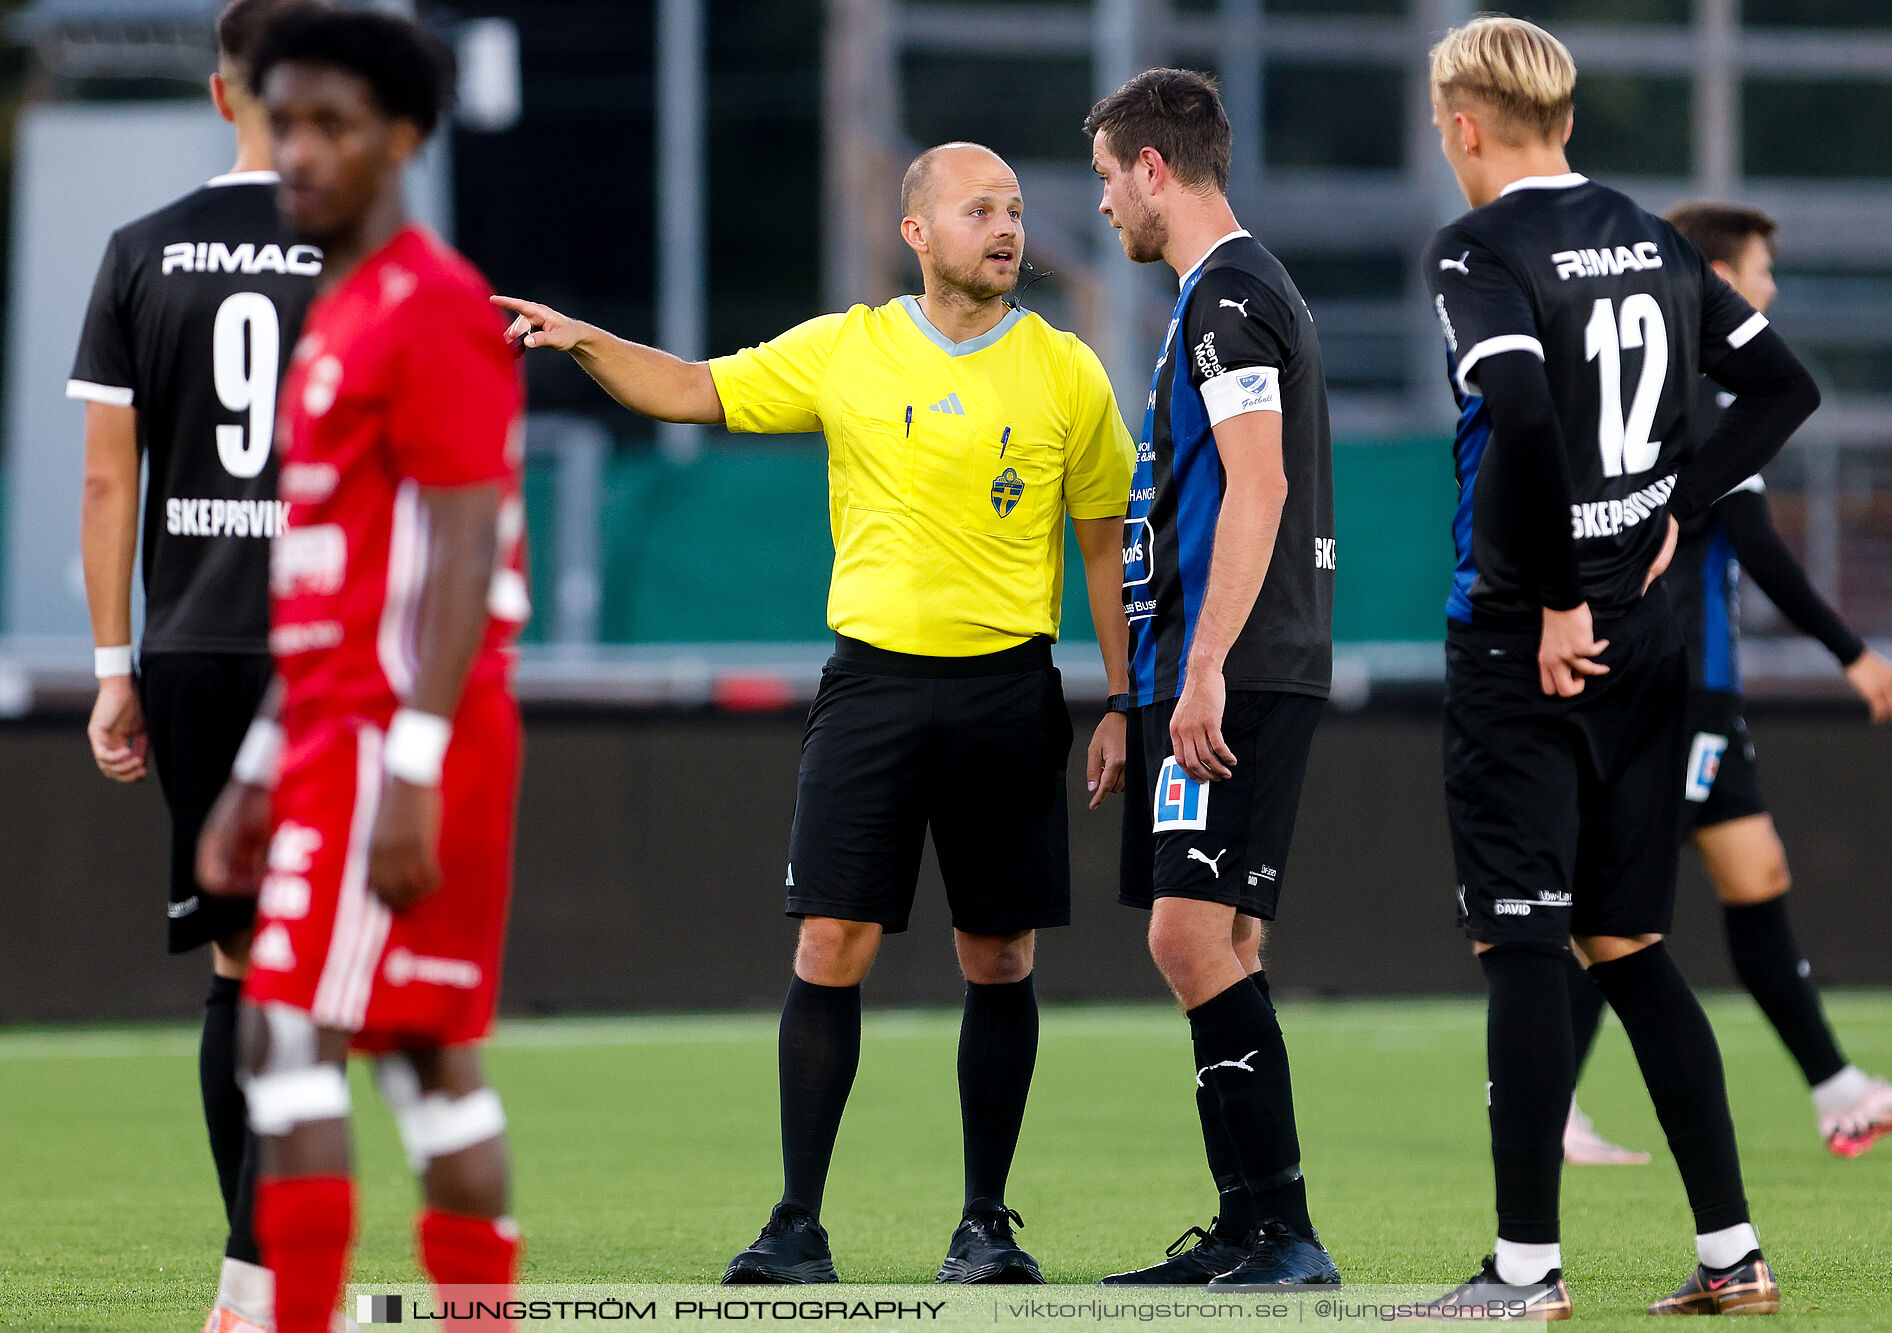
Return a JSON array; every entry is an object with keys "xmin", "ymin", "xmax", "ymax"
[{"xmin": 271, "ymin": 225, "xmax": 527, "ymax": 723}]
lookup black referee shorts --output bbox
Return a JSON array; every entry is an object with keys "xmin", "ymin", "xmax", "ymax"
[
  {"xmin": 1681, "ymin": 689, "xmax": 1767, "ymax": 832},
  {"xmin": 785, "ymin": 635, "xmax": 1074, "ymax": 937},
  {"xmin": 1119, "ymin": 689, "xmax": 1324, "ymax": 921},
  {"xmin": 139, "ymin": 652, "xmax": 273, "ymax": 954},
  {"xmin": 1444, "ymin": 599, "xmax": 1688, "ymax": 948}
]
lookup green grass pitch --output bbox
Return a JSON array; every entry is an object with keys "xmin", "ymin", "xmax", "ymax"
[{"xmin": 3, "ymin": 994, "xmax": 1888, "ymax": 1330}]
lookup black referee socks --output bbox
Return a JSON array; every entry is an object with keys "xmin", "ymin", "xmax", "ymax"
[
  {"xmin": 958, "ymin": 975, "xmax": 1039, "ymax": 1210},
  {"xmin": 1187, "ymin": 974, "xmax": 1313, "ymax": 1241},
  {"xmin": 777, "ymin": 977, "xmax": 862, "ymax": 1220},
  {"xmin": 1723, "ymin": 897, "xmax": 1847, "ymax": 1087},
  {"xmin": 1588, "ymin": 942, "xmax": 1751, "ymax": 1234},
  {"xmin": 1480, "ymin": 944, "xmax": 1575, "ymax": 1246},
  {"xmin": 201, "ymin": 973, "xmax": 260, "ymax": 1263}
]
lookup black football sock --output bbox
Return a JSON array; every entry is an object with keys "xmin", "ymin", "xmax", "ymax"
[
  {"xmin": 1567, "ymin": 949, "xmax": 1608, "ymax": 1079},
  {"xmin": 1189, "ymin": 973, "xmax": 1275, "ymax": 1241},
  {"xmin": 201, "ymin": 974, "xmax": 260, "ymax": 1264},
  {"xmin": 1723, "ymin": 897, "xmax": 1847, "ymax": 1087},
  {"xmin": 1588, "ymin": 943, "xmax": 1750, "ymax": 1233},
  {"xmin": 777, "ymin": 977, "xmax": 862, "ymax": 1220},
  {"xmin": 1480, "ymin": 944, "xmax": 1575, "ymax": 1246},
  {"xmin": 1187, "ymin": 975, "xmax": 1314, "ymax": 1241},
  {"xmin": 957, "ymin": 975, "xmax": 1038, "ymax": 1211}
]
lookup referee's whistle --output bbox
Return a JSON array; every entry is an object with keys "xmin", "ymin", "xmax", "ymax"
[{"xmin": 905, "ymin": 405, "xmax": 913, "ymax": 437}]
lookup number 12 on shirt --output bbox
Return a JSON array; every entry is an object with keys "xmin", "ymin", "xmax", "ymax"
[{"xmin": 1584, "ymin": 294, "xmax": 1668, "ymax": 480}]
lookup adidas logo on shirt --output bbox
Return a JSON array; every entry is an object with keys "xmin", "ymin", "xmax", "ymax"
[{"xmin": 928, "ymin": 392, "xmax": 966, "ymax": 415}]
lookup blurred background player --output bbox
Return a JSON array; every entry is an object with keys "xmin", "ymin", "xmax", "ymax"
[
  {"xmin": 68, "ymin": 2, "xmax": 323, "ymax": 1326},
  {"xmin": 195, "ymin": 11, "xmax": 528, "ymax": 1332},
  {"xmin": 1422, "ymin": 15, "xmax": 1819, "ymax": 1317},
  {"xmin": 495, "ymin": 142, "xmax": 1134, "ymax": 1285},
  {"xmin": 1565, "ymin": 202, "xmax": 1892, "ymax": 1167},
  {"xmin": 1084, "ymin": 70, "xmax": 1339, "ymax": 1289}
]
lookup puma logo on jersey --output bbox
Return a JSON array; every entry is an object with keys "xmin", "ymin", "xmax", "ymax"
[
  {"xmin": 1438, "ymin": 250, "xmax": 1471, "ymax": 275},
  {"xmin": 161, "ymin": 241, "xmax": 322, "ymax": 277},
  {"xmin": 1218, "ymin": 297, "xmax": 1250, "ymax": 316},
  {"xmin": 1551, "ymin": 242, "xmax": 1663, "ymax": 281},
  {"xmin": 1196, "ymin": 1050, "xmax": 1260, "ymax": 1087},
  {"xmin": 1188, "ymin": 847, "xmax": 1227, "ymax": 878}
]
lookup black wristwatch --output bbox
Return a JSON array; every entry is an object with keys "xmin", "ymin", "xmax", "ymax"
[{"xmin": 1105, "ymin": 693, "xmax": 1134, "ymax": 715}]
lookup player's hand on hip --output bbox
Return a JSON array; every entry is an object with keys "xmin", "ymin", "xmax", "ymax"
[
  {"xmin": 197, "ymin": 780, "xmax": 271, "ymax": 897},
  {"xmin": 1843, "ymin": 649, "xmax": 1892, "ymax": 723},
  {"xmin": 1642, "ymin": 516, "xmax": 1679, "ymax": 593},
  {"xmin": 368, "ymin": 778, "xmax": 443, "ymax": 911},
  {"xmin": 87, "ymin": 675, "xmax": 148, "ymax": 782},
  {"xmin": 1086, "ymin": 710, "xmax": 1128, "ymax": 810},
  {"xmin": 1538, "ymin": 603, "xmax": 1610, "ymax": 698},
  {"xmin": 491, "ymin": 295, "xmax": 590, "ymax": 353},
  {"xmin": 1170, "ymin": 669, "xmax": 1236, "ymax": 782}
]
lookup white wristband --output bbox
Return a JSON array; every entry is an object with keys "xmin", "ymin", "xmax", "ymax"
[
  {"xmin": 384, "ymin": 708, "xmax": 451, "ymax": 787},
  {"xmin": 94, "ymin": 645, "xmax": 134, "ymax": 678},
  {"xmin": 231, "ymin": 717, "xmax": 283, "ymax": 788}
]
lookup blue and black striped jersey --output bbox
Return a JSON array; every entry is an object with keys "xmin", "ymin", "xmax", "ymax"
[{"xmin": 1122, "ymin": 232, "xmax": 1334, "ymax": 707}]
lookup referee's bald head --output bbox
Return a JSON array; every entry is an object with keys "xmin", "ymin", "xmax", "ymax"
[{"xmin": 901, "ymin": 142, "xmax": 1012, "ymax": 220}]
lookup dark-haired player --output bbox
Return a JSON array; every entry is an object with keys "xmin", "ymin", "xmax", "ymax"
[
  {"xmin": 70, "ymin": 3, "xmax": 322, "ymax": 1328},
  {"xmin": 1422, "ymin": 15, "xmax": 1819, "ymax": 1318},
  {"xmin": 1566, "ymin": 203, "xmax": 1892, "ymax": 1166},
  {"xmin": 1086, "ymin": 69, "xmax": 1338, "ymax": 1288},
  {"xmin": 196, "ymin": 12, "xmax": 527, "ymax": 1333}
]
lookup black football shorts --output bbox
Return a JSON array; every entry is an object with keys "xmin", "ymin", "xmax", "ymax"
[
  {"xmin": 1444, "ymin": 598, "xmax": 1688, "ymax": 947},
  {"xmin": 1119, "ymin": 689, "xmax": 1324, "ymax": 921},
  {"xmin": 784, "ymin": 635, "xmax": 1073, "ymax": 936},
  {"xmin": 139, "ymin": 652, "xmax": 273, "ymax": 954},
  {"xmin": 1681, "ymin": 689, "xmax": 1766, "ymax": 832}
]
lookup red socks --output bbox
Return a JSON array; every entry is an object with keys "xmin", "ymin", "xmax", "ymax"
[
  {"xmin": 253, "ymin": 1182, "xmax": 517, "ymax": 1333},
  {"xmin": 418, "ymin": 1208, "xmax": 521, "ymax": 1328},
  {"xmin": 256, "ymin": 1176, "xmax": 356, "ymax": 1333}
]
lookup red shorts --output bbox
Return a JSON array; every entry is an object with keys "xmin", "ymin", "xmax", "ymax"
[{"xmin": 244, "ymin": 683, "xmax": 521, "ymax": 1051}]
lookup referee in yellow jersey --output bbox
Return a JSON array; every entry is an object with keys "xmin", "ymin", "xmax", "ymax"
[{"xmin": 496, "ymin": 142, "xmax": 1135, "ymax": 1285}]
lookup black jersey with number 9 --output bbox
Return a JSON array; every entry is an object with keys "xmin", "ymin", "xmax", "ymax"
[
  {"xmin": 1425, "ymin": 173, "xmax": 1763, "ymax": 631},
  {"xmin": 68, "ymin": 173, "xmax": 322, "ymax": 654}
]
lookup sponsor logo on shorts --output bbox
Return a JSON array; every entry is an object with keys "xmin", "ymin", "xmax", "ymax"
[
  {"xmin": 1492, "ymin": 893, "xmax": 1572, "ymax": 916},
  {"xmin": 1152, "ymin": 757, "xmax": 1209, "ymax": 832},
  {"xmin": 167, "ymin": 895, "xmax": 200, "ymax": 919},
  {"xmin": 1246, "ymin": 865, "xmax": 1278, "ymax": 887},
  {"xmin": 381, "ymin": 947, "xmax": 482, "ymax": 990},
  {"xmin": 1685, "ymin": 731, "xmax": 1728, "ymax": 803},
  {"xmin": 252, "ymin": 923, "xmax": 296, "ymax": 971},
  {"xmin": 1188, "ymin": 847, "xmax": 1228, "ymax": 879}
]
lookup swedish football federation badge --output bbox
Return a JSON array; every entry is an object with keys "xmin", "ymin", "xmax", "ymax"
[{"xmin": 990, "ymin": 467, "xmax": 1025, "ymax": 517}]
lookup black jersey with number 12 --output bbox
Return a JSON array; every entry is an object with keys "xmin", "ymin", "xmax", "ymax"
[
  {"xmin": 68, "ymin": 173, "xmax": 322, "ymax": 654},
  {"xmin": 1425, "ymin": 173, "xmax": 1764, "ymax": 631}
]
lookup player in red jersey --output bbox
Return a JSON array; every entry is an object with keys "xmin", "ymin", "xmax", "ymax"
[{"xmin": 196, "ymin": 12, "xmax": 527, "ymax": 1333}]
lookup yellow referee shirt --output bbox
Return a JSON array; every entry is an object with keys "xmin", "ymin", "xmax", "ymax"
[{"xmin": 709, "ymin": 296, "xmax": 1135, "ymax": 656}]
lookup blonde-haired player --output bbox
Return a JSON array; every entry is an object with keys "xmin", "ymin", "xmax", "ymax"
[{"xmin": 1420, "ymin": 13, "xmax": 1819, "ymax": 1318}]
